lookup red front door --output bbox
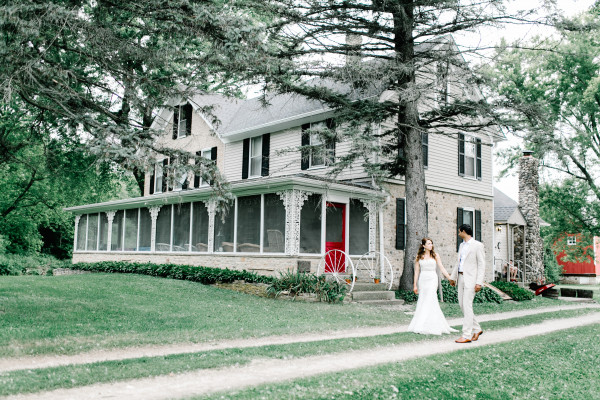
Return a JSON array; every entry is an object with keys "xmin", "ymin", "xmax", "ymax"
[{"xmin": 325, "ymin": 202, "xmax": 346, "ymax": 273}]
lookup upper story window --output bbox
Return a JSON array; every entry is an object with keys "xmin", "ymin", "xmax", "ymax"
[
  {"xmin": 436, "ymin": 61, "xmax": 449, "ymax": 105},
  {"xmin": 242, "ymin": 133, "xmax": 270, "ymax": 179},
  {"xmin": 567, "ymin": 236, "xmax": 577, "ymax": 246},
  {"xmin": 301, "ymin": 120, "xmax": 336, "ymax": 170},
  {"xmin": 195, "ymin": 148, "xmax": 215, "ymax": 187},
  {"xmin": 422, "ymin": 132, "xmax": 429, "ymax": 168},
  {"xmin": 172, "ymin": 103, "xmax": 193, "ymax": 139},
  {"xmin": 458, "ymin": 133, "xmax": 482, "ymax": 180}
]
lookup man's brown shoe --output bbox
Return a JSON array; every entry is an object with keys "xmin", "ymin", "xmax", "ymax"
[
  {"xmin": 455, "ymin": 337, "xmax": 471, "ymax": 343},
  {"xmin": 471, "ymin": 331, "xmax": 483, "ymax": 341}
]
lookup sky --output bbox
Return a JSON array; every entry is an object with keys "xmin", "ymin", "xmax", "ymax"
[{"xmin": 463, "ymin": 0, "xmax": 597, "ymax": 201}]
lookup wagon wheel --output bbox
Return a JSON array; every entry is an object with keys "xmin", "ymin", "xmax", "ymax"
[
  {"xmin": 316, "ymin": 249, "xmax": 356, "ymax": 292},
  {"xmin": 356, "ymin": 251, "xmax": 394, "ymax": 291}
]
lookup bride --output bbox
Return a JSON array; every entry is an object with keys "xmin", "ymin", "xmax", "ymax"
[{"xmin": 407, "ymin": 237, "xmax": 457, "ymax": 335}]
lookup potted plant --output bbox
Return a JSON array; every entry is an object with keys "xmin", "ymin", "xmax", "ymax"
[{"xmin": 373, "ymin": 277, "xmax": 380, "ymax": 284}]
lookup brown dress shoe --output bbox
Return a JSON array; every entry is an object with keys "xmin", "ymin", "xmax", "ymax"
[
  {"xmin": 455, "ymin": 337, "xmax": 471, "ymax": 343},
  {"xmin": 471, "ymin": 331, "xmax": 483, "ymax": 341}
]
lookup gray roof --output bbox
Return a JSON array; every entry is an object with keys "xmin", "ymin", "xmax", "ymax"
[{"xmin": 494, "ymin": 187, "xmax": 519, "ymax": 222}]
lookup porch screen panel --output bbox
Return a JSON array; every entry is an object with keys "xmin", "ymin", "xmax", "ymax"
[
  {"xmin": 214, "ymin": 202, "xmax": 234, "ymax": 252},
  {"xmin": 124, "ymin": 209, "xmax": 139, "ymax": 251},
  {"xmin": 138, "ymin": 208, "xmax": 152, "ymax": 251},
  {"xmin": 98, "ymin": 212, "xmax": 109, "ymax": 250},
  {"xmin": 236, "ymin": 195, "xmax": 261, "ymax": 252},
  {"xmin": 173, "ymin": 203, "xmax": 191, "ymax": 251},
  {"xmin": 111, "ymin": 210, "xmax": 124, "ymax": 251},
  {"xmin": 86, "ymin": 213, "xmax": 98, "ymax": 251},
  {"xmin": 191, "ymin": 201, "xmax": 209, "ymax": 252},
  {"xmin": 349, "ymin": 199, "xmax": 369, "ymax": 255},
  {"xmin": 76, "ymin": 215, "xmax": 86, "ymax": 251},
  {"xmin": 300, "ymin": 194, "xmax": 322, "ymax": 254},
  {"xmin": 156, "ymin": 206, "xmax": 172, "ymax": 251},
  {"xmin": 263, "ymin": 193, "xmax": 286, "ymax": 253}
]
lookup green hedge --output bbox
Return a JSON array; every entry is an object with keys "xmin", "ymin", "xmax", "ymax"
[
  {"xmin": 396, "ymin": 280, "xmax": 503, "ymax": 304},
  {"xmin": 266, "ymin": 270, "xmax": 347, "ymax": 303},
  {"xmin": 72, "ymin": 261, "xmax": 274, "ymax": 285},
  {"xmin": 0, "ymin": 254, "xmax": 69, "ymax": 276},
  {"xmin": 490, "ymin": 281, "xmax": 535, "ymax": 301}
]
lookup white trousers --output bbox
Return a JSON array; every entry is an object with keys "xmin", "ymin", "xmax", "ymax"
[{"xmin": 457, "ymin": 274, "xmax": 481, "ymax": 338}]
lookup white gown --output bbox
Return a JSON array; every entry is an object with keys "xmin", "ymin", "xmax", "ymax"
[{"xmin": 407, "ymin": 258, "xmax": 457, "ymax": 335}]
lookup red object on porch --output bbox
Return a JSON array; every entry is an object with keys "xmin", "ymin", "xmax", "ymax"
[{"xmin": 324, "ymin": 202, "xmax": 346, "ymax": 273}]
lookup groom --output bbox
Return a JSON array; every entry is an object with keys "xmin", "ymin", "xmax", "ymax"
[{"xmin": 449, "ymin": 224, "xmax": 485, "ymax": 343}]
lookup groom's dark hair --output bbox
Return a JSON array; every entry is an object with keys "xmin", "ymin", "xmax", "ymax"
[{"xmin": 459, "ymin": 224, "xmax": 473, "ymax": 236}]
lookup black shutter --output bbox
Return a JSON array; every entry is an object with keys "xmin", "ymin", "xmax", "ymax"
[
  {"xmin": 422, "ymin": 132, "xmax": 429, "ymax": 168},
  {"xmin": 210, "ymin": 146, "xmax": 217, "ymax": 185},
  {"xmin": 194, "ymin": 151, "xmax": 201, "ymax": 188},
  {"xmin": 301, "ymin": 123, "xmax": 310, "ymax": 170},
  {"xmin": 396, "ymin": 198, "xmax": 406, "ymax": 250},
  {"xmin": 325, "ymin": 118, "xmax": 336, "ymax": 165},
  {"xmin": 476, "ymin": 138, "xmax": 482, "ymax": 180},
  {"xmin": 261, "ymin": 133, "xmax": 270, "ymax": 177},
  {"xmin": 161, "ymin": 159, "xmax": 168, "ymax": 192},
  {"xmin": 149, "ymin": 168, "xmax": 155, "ymax": 195},
  {"xmin": 172, "ymin": 106, "xmax": 179, "ymax": 139},
  {"xmin": 425, "ymin": 202, "xmax": 429, "ymax": 231},
  {"xmin": 181, "ymin": 155, "xmax": 189, "ymax": 190},
  {"xmin": 457, "ymin": 207, "xmax": 464, "ymax": 251},
  {"xmin": 242, "ymin": 138, "xmax": 250, "ymax": 179},
  {"xmin": 184, "ymin": 103, "xmax": 193, "ymax": 137},
  {"xmin": 475, "ymin": 209, "xmax": 482, "ymax": 242},
  {"xmin": 458, "ymin": 133, "xmax": 465, "ymax": 176}
]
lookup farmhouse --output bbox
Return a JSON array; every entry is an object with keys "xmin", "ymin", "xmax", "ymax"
[{"xmin": 66, "ymin": 47, "xmax": 503, "ymax": 284}]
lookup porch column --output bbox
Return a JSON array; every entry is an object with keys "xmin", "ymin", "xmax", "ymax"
[
  {"xmin": 106, "ymin": 211, "xmax": 116, "ymax": 251},
  {"xmin": 207, "ymin": 199, "xmax": 216, "ymax": 253},
  {"xmin": 359, "ymin": 199, "xmax": 377, "ymax": 253},
  {"xmin": 73, "ymin": 215, "xmax": 81, "ymax": 251},
  {"xmin": 148, "ymin": 206, "xmax": 162, "ymax": 252},
  {"xmin": 278, "ymin": 190, "xmax": 311, "ymax": 255}
]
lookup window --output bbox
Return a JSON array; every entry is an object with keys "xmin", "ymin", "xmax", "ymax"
[
  {"xmin": 567, "ymin": 236, "xmax": 577, "ymax": 246},
  {"xmin": 76, "ymin": 215, "xmax": 86, "ymax": 251},
  {"xmin": 214, "ymin": 202, "xmax": 235, "ymax": 252},
  {"xmin": 436, "ymin": 61, "xmax": 449, "ymax": 104},
  {"xmin": 98, "ymin": 213, "xmax": 109, "ymax": 251},
  {"xmin": 152, "ymin": 159, "xmax": 167, "ymax": 194},
  {"xmin": 242, "ymin": 134, "xmax": 270, "ymax": 179},
  {"xmin": 349, "ymin": 199, "xmax": 369, "ymax": 255},
  {"xmin": 173, "ymin": 155, "xmax": 189, "ymax": 191},
  {"xmin": 155, "ymin": 206, "xmax": 172, "ymax": 251},
  {"xmin": 194, "ymin": 148, "xmax": 213, "ymax": 187},
  {"xmin": 457, "ymin": 207, "xmax": 482, "ymax": 250},
  {"xmin": 87, "ymin": 213, "xmax": 99, "ymax": 251},
  {"xmin": 236, "ymin": 195, "xmax": 261, "ymax": 252},
  {"xmin": 139, "ymin": 208, "xmax": 152, "ymax": 251},
  {"xmin": 458, "ymin": 133, "xmax": 481, "ymax": 179},
  {"xmin": 299, "ymin": 194, "xmax": 322, "ymax": 254},
  {"xmin": 422, "ymin": 132, "xmax": 429, "ymax": 168},
  {"xmin": 172, "ymin": 203, "xmax": 191, "ymax": 251},
  {"xmin": 395, "ymin": 198, "xmax": 406, "ymax": 250},
  {"xmin": 301, "ymin": 120, "xmax": 335, "ymax": 170},
  {"xmin": 124, "ymin": 209, "xmax": 139, "ymax": 251},
  {"xmin": 111, "ymin": 210, "xmax": 124, "ymax": 251},
  {"xmin": 172, "ymin": 103, "xmax": 193, "ymax": 139},
  {"xmin": 263, "ymin": 194, "xmax": 286, "ymax": 253},
  {"xmin": 191, "ymin": 202, "xmax": 209, "ymax": 252}
]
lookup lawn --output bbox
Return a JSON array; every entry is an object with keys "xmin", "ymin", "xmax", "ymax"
[
  {"xmin": 0, "ymin": 274, "xmax": 574, "ymax": 358},
  {"xmin": 196, "ymin": 322, "xmax": 600, "ymax": 400}
]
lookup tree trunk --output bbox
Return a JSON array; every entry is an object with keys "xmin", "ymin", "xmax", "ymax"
[{"xmin": 392, "ymin": 1, "xmax": 428, "ymax": 291}]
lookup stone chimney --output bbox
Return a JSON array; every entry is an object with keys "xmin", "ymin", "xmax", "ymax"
[{"xmin": 518, "ymin": 150, "xmax": 544, "ymax": 283}]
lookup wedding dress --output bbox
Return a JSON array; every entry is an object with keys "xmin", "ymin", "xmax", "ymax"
[{"xmin": 407, "ymin": 258, "xmax": 457, "ymax": 335}]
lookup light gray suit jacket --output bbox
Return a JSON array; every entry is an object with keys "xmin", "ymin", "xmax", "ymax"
[{"xmin": 450, "ymin": 239, "xmax": 486, "ymax": 288}]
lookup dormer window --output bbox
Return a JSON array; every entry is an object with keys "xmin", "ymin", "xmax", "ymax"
[{"xmin": 172, "ymin": 103, "xmax": 193, "ymax": 139}]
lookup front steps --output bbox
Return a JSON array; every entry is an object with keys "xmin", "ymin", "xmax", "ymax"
[{"xmin": 350, "ymin": 282, "xmax": 404, "ymax": 306}]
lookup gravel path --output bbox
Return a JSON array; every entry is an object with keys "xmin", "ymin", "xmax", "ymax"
[
  {"xmin": 1, "ymin": 303, "xmax": 597, "ymax": 374},
  {"xmin": 5, "ymin": 311, "xmax": 600, "ymax": 400}
]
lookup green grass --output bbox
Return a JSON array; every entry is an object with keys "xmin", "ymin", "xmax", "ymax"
[
  {"xmin": 1, "ymin": 307, "xmax": 596, "ymax": 396},
  {"xmin": 196, "ymin": 322, "xmax": 600, "ymax": 400},
  {"xmin": 0, "ymin": 274, "xmax": 577, "ymax": 358}
]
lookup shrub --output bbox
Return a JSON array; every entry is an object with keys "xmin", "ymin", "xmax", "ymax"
[
  {"xmin": 72, "ymin": 261, "xmax": 274, "ymax": 285},
  {"xmin": 544, "ymin": 248, "xmax": 563, "ymax": 284},
  {"xmin": 490, "ymin": 281, "xmax": 535, "ymax": 301},
  {"xmin": 395, "ymin": 289, "xmax": 418, "ymax": 303},
  {"xmin": 266, "ymin": 271, "xmax": 347, "ymax": 303},
  {"xmin": 397, "ymin": 281, "xmax": 503, "ymax": 304},
  {"xmin": 0, "ymin": 254, "xmax": 69, "ymax": 276}
]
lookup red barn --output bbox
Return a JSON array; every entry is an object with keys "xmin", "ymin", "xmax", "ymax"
[{"xmin": 556, "ymin": 234, "xmax": 600, "ymax": 284}]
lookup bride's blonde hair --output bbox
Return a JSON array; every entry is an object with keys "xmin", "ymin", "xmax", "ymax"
[{"xmin": 415, "ymin": 237, "xmax": 437, "ymax": 261}]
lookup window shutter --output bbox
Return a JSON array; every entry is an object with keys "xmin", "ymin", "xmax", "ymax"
[
  {"xmin": 210, "ymin": 146, "xmax": 217, "ymax": 185},
  {"xmin": 325, "ymin": 118, "xmax": 336, "ymax": 165},
  {"xmin": 162, "ymin": 159, "xmax": 168, "ymax": 192},
  {"xmin": 422, "ymin": 132, "xmax": 429, "ymax": 168},
  {"xmin": 184, "ymin": 103, "xmax": 193, "ymax": 137},
  {"xmin": 475, "ymin": 209, "xmax": 482, "ymax": 242},
  {"xmin": 149, "ymin": 169, "xmax": 155, "ymax": 195},
  {"xmin": 396, "ymin": 198, "xmax": 406, "ymax": 250},
  {"xmin": 193, "ymin": 151, "xmax": 201, "ymax": 188},
  {"xmin": 261, "ymin": 133, "xmax": 270, "ymax": 177},
  {"xmin": 242, "ymin": 138, "xmax": 250, "ymax": 179},
  {"xmin": 458, "ymin": 133, "xmax": 465, "ymax": 176},
  {"xmin": 457, "ymin": 207, "xmax": 464, "ymax": 251},
  {"xmin": 172, "ymin": 106, "xmax": 179, "ymax": 139},
  {"xmin": 425, "ymin": 202, "xmax": 429, "ymax": 231},
  {"xmin": 476, "ymin": 138, "xmax": 482, "ymax": 180},
  {"xmin": 301, "ymin": 123, "xmax": 310, "ymax": 170}
]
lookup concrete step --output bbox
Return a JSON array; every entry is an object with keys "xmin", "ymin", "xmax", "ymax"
[
  {"xmin": 353, "ymin": 299, "xmax": 406, "ymax": 306},
  {"xmin": 351, "ymin": 282, "xmax": 389, "ymax": 292},
  {"xmin": 351, "ymin": 290, "xmax": 396, "ymax": 301}
]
